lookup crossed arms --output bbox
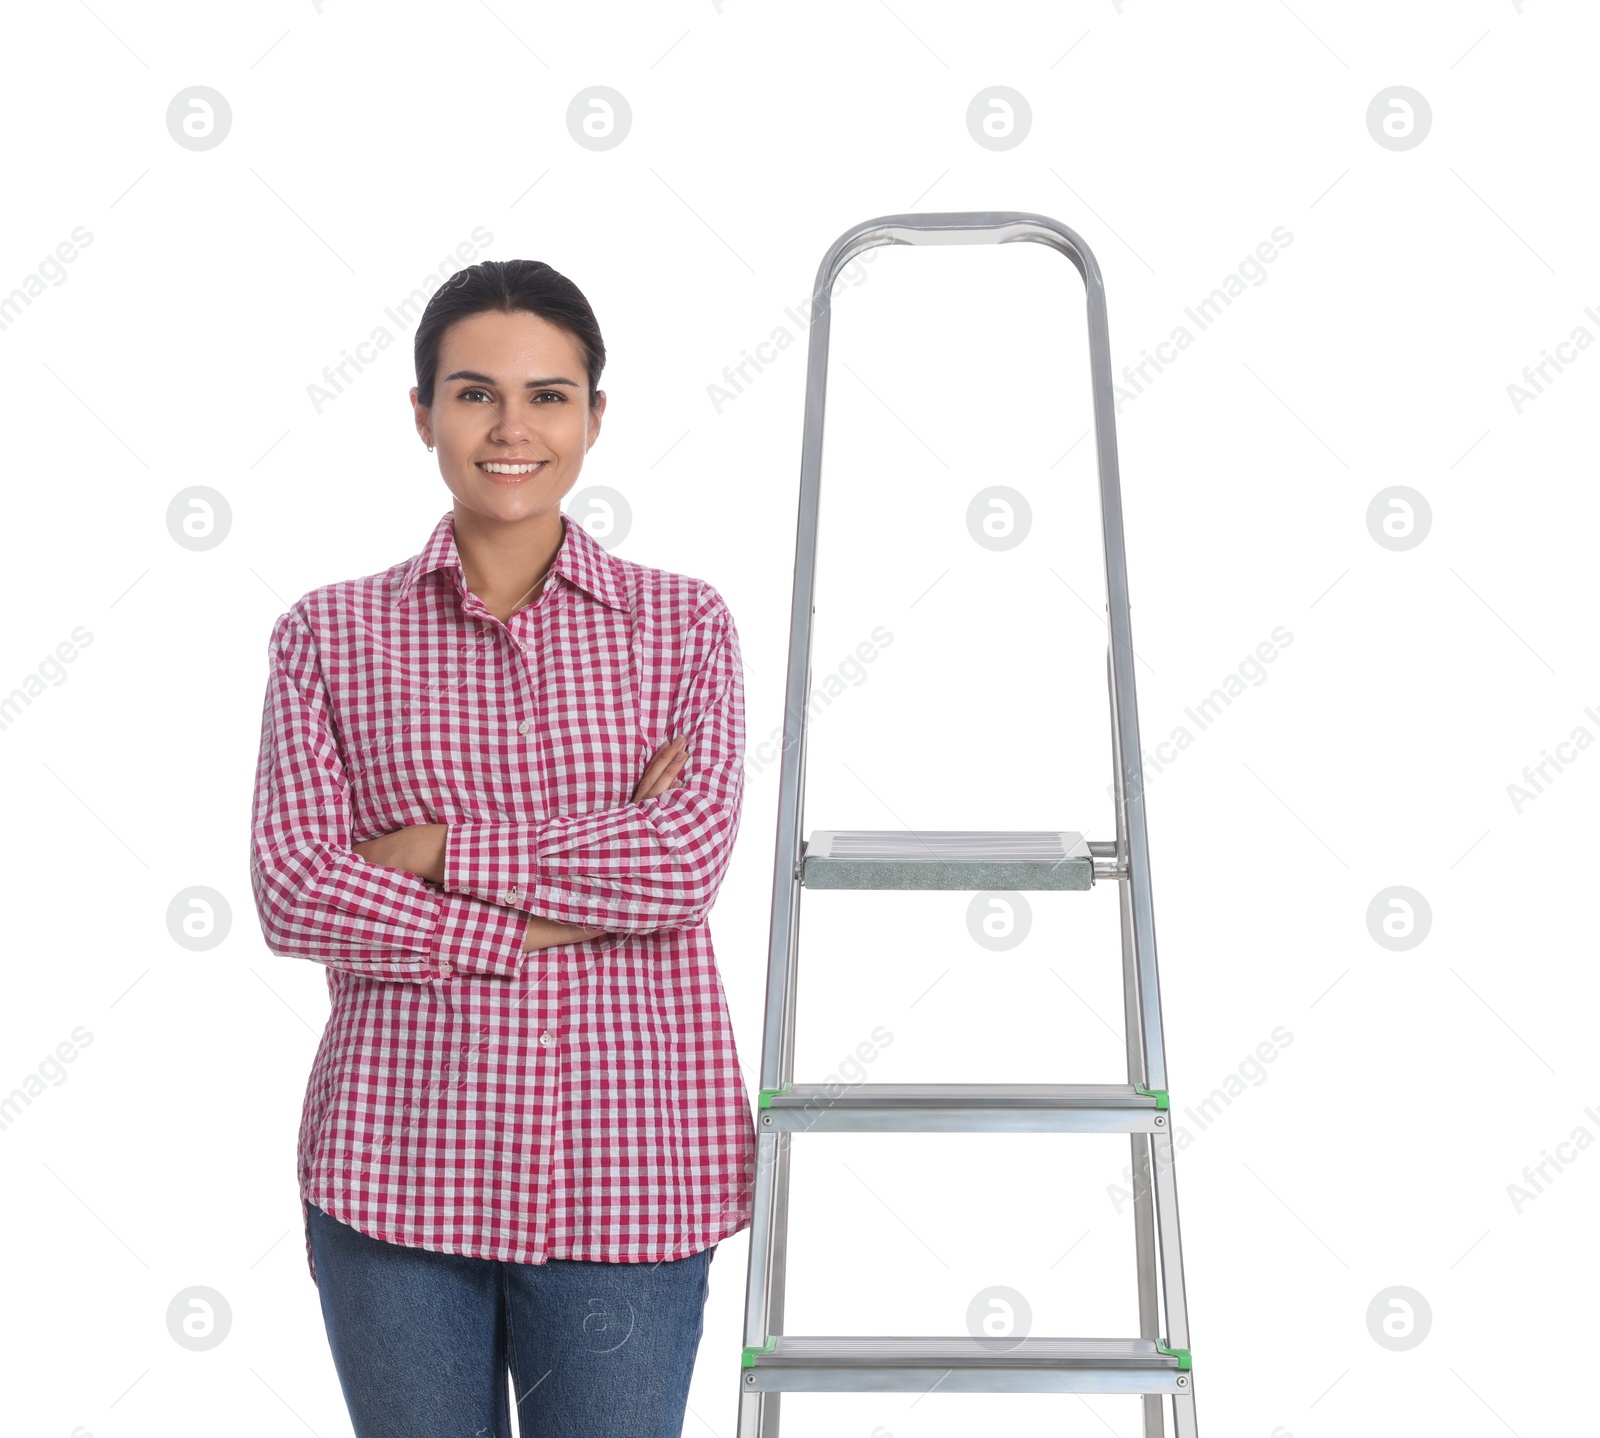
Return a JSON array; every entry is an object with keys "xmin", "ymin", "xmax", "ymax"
[{"xmin": 248, "ymin": 595, "xmax": 745, "ymax": 983}]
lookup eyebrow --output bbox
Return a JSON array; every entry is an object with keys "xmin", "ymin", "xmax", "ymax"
[{"xmin": 442, "ymin": 370, "xmax": 582, "ymax": 389}]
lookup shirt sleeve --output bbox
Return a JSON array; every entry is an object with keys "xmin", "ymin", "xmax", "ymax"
[
  {"xmin": 441, "ymin": 588, "xmax": 746, "ymax": 935},
  {"xmin": 249, "ymin": 607, "xmax": 529, "ymax": 982}
]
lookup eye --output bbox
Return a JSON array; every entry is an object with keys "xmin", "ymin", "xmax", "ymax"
[
  {"xmin": 459, "ymin": 387, "xmax": 492, "ymax": 402},
  {"xmin": 532, "ymin": 391, "xmax": 567, "ymax": 403}
]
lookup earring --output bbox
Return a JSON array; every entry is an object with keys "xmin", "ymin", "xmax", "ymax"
[{"xmin": 426, "ymin": 444, "xmax": 434, "ymax": 452}]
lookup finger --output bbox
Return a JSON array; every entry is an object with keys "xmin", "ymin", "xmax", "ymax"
[
  {"xmin": 633, "ymin": 762, "xmax": 675, "ymax": 802},
  {"xmin": 637, "ymin": 737, "xmax": 684, "ymax": 790},
  {"xmin": 639, "ymin": 772, "xmax": 677, "ymax": 802},
  {"xmin": 638, "ymin": 758, "xmax": 691, "ymax": 802},
  {"xmin": 649, "ymin": 772, "xmax": 689, "ymax": 798},
  {"xmin": 632, "ymin": 765, "xmax": 664, "ymax": 801},
  {"xmin": 633, "ymin": 754, "xmax": 671, "ymax": 800},
  {"xmin": 633, "ymin": 737, "xmax": 689, "ymax": 800}
]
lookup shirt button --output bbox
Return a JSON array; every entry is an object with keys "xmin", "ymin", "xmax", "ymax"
[
  {"xmin": 518, "ymin": 721, "xmax": 531, "ymax": 735},
  {"xmin": 539, "ymin": 1031, "xmax": 554, "ymax": 1047},
  {"xmin": 438, "ymin": 961, "xmax": 454, "ymax": 978},
  {"xmin": 501, "ymin": 886, "xmax": 520, "ymax": 904},
  {"xmin": 518, "ymin": 641, "xmax": 527, "ymax": 653}
]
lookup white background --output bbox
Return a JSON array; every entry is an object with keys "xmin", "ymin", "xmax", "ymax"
[{"xmin": 1, "ymin": 2, "xmax": 1594, "ymax": 1435}]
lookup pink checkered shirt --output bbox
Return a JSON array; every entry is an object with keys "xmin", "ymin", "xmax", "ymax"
[{"xmin": 248, "ymin": 508, "xmax": 757, "ymax": 1285}]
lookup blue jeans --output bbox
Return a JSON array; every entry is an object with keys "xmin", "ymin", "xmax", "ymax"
[{"xmin": 306, "ymin": 1201, "xmax": 717, "ymax": 1437}]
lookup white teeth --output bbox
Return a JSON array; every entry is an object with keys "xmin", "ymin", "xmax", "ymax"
[{"xmin": 480, "ymin": 462, "xmax": 544, "ymax": 474}]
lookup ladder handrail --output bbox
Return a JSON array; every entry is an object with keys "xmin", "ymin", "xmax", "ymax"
[{"xmin": 759, "ymin": 210, "xmax": 1169, "ymax": 1097}]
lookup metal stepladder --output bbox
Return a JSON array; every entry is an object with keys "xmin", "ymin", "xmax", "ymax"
[{"xmin": 735, "ymin": 212, "xmax": 1199, "ymax": 1437}]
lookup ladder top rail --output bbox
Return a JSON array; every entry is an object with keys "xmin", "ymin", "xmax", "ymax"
[{"xmin": 809, "ymin": 209, "xmax": 1103, "ymax": 301}]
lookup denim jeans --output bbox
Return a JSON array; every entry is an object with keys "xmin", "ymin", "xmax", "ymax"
[{"xmin": 306, "ymin": 1201, "xmax": 717, "ymax": 1437}]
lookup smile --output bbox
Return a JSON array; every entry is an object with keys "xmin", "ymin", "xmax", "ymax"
[{"xmin": 477, "ymin": 461, "xmax": 548, "ymax": 485}]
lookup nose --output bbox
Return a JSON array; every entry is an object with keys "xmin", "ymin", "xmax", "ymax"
[{"xmin": 488, "ymin": 410, "xmax": 533, "ymax": 440}]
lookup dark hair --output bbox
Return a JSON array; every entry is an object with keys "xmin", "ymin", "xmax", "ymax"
[{"xmin": 413, "ymin": 259, "xmax": 606, "ymax": 410}]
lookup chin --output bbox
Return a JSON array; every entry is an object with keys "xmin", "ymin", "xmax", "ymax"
[{"xmin": 454, "ymin": 481, "xmax": 566, "ymax": 524}]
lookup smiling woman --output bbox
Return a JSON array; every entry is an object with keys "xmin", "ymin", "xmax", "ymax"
[{"xmin": 248, "ymin": 258, "xmax": 753, "ymax": 1438}]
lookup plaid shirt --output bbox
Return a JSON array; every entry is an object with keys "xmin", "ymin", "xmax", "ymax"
[{"xmin": 248, "ymin": 508, "xmax": 756, "ymax": 1284}]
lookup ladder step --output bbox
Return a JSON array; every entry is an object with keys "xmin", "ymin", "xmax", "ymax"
[
  {"xmin": 803, "ymin": 830, "xmax": 1094, "ymax": 890},
  {"xmin": 741, "ymin": 1335, "xmax": 1192, "ymax": 1395},
  {"xmin": 757, "ymin": 1082, "xmax": 1169, "ymax": 1133}
]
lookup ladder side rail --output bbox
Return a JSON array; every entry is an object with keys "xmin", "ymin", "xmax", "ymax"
[
  {"xmin": 1073, "ymin": 237, "xmax": 1169, "ymax": 1097},
  {"xmin": 741, "ymin": 211, "xmax": 1193, "ymax": 1436},
  {"xmin": 1114, "ymin": 643, "xmax": 1166, "ymax": 1437},
  {"xmin": 744, "ymin": 220, "xmax": 853, "ymax": 1380}
]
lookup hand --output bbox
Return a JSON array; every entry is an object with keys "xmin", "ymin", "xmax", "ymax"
[
  {"xmin": 633, "ymin": 734, "xmax": 690, "ymax": 803},
  {"xmin": 352, "ymin": 824, "xmax": 447, "ymax": 884},
  {"xmin": 522, "ymin": 915, "xmax": 609, "ymax": 952}
]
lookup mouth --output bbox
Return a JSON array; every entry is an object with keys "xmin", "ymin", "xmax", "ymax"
[{"xmin": 476, "ymin": 460, "xmax": 549, "ymax": 485}]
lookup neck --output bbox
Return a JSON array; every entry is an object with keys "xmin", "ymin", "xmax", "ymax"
[{"xmin": 453, "ymin": 506, "xmax": 566, "ymax": 615}]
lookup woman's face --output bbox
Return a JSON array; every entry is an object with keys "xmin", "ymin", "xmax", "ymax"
[{"xmin": 414, "ymin": 307, "xmax": 604, "ymax": 527}]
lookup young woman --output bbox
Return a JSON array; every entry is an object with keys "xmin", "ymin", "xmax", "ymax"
[{"xmin": 249, "ymin": 259, "xmax": 757, "ymax": 1437}]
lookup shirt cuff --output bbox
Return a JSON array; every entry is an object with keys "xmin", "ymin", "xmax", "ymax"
[
  {"xmin": 428, "ymin": 889, "xmax": 528, "ymax": 980},
  {"xmin": 444, "ymin": 820, "xmax": 529, "ymax": 910}
]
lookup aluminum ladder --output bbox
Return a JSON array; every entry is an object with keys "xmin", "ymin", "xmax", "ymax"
[{"xmin": 736, "ymin": 211, "xmax": 1198, "ymax": 1437}]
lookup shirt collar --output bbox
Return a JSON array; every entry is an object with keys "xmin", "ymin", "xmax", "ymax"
[{"xmin": 397, "ymin": 508, "xmax": 628, "ymax": 613}]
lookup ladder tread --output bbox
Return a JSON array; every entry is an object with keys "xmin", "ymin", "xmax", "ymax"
[
  {"xmin": 758, "ymin": 1082, "xmax": 1169, "ymax": 1133},
  {"xmin": 742, "ymin": 1333, "xmax": 1192, "ymax": 1395},
  {"xmin": 756, "ymin": 1334, "xmax": 1183, "ymax": 1367},
  {"xmin": 809, "ymin": 829, "xmax": 1092, "ymax": 859},
  {"xmin": 766, "ymin": 1082, "xmax": 1161, "ymax": 1107},
  {"xmin": 803, "ymin": 829, "xmax": 1095, "ymax": 890}
]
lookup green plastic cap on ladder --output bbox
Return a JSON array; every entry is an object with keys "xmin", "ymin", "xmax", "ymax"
[
  {"xmin": 1156, "ymin": 1340, "xmax": 1192, "ymax": 1370},
  {"xmin": 757, "ymin": 1083, "xmax": 792, "ymax": 1109},
  {"xmin": 742, "ymin": 1335, "xmax": 778, "ymax": 1367}
]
